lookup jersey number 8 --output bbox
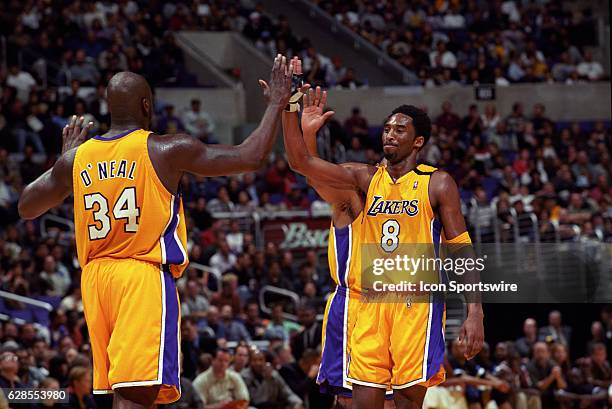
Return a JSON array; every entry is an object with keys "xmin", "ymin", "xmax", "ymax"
[
  {"xmin": 84, "ymin": 187, "xmax": 140, "ymax": 240},
  {"xmin": 381, "ymin": 219, "xmax": 400, "ymax": 252}
]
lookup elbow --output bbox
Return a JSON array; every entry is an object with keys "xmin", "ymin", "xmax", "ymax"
[
  {"xmin": 246, "ymin": 153, "xmax": 268, "ymax": 171},
  {"xmin": 17, "ymin": 198, "xmax": 35, "ymax": 220},
  {"xmin": 286, "ymin": 157, "xmax": 304, "ymax": 174}
]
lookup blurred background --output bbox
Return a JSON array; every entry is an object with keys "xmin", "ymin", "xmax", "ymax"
[{"xmin": 0, "ymin": 1, "xmax": 610, "ymax": 408}]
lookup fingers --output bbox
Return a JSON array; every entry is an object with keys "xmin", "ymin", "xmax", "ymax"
[
  {"xmin": 296, "ymin": 58, "xmax": 302, "ymax": 76},
  {"xmin": 66, "ymin": 115, "xmax": 77, "ymax": 137},
  {"xmin": 320, "ymin": 90, "xmax": 328, "ymax": 108},
  {"xmin": 322, "ymin": 111, "xmax": 335, "ymax": 122},
  {"xmin": 79, "ymin": 121, "xmax": 94, "ymax": 139},
  {"xmin": 62, "ymin": 125, "xmax": 69, "ymax": 139},
  {"xmin": 315, "ymin": 86, "xmax": 322, "ymax": 106},
  {"xmin": 258, "ymin": 79, "xmax": 269, "ymax": 90},
  {"xmin": 76, "ymin": 116, "xmax": 85, "ymax": 132},
  {"xmin": 299, "ymin": 83, "xmax": 311, "ymax": 94},
  {"xmin": 273, "ymin": 54, "xmax": 281, "ymax": 71},
  {"xmin": 307, "ymin": 88, "xmax": 315, "ymax": 107},
  {"xmin": 281, "ymin": 55, "xmax": 287, "ymax": 76},
  {"xmin": 287, "ymin": 57, "xmax": 294, "ymax": 77}
]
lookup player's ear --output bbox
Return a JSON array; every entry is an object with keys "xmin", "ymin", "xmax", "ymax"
[
  {"xmin": 142, "ymin": 97, "xmax": 151, "ymax": 118},
  {"xmin": 413, "ymin": 135, "xmax": 425, "ymax": 150}
]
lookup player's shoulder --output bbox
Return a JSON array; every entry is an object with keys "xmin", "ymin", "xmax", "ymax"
[
  {"xmin": 429, "ymin": 168, "xmax": 455, "ymax": 184},
  {"xmin": 148, "ymin": 132, "xmax": 201, "ymax": 155}
]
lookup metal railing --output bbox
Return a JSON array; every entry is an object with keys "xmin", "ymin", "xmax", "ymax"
[{"xmin": 0, "ymin": 291, "xmax": 54, "ymax": 312}]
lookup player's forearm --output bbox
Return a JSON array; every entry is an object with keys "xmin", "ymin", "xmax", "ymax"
[
  {"xmin": 238, "ymin": 102, "xmax": 285, "ymax": 170},
  {"xmin": 283, "ymin": 111, "xmax": 311, "ymax": 172},
  {"xmin": 467, "ymin": 303, "xmax": 484, "ymax": 318},
  {"xmin": 303, "ymin": 129, "xmax": 320, "ymax": 158},
  {"xmin": 18, "ymin": 169, "xmax": 68, "ymax": 219}
]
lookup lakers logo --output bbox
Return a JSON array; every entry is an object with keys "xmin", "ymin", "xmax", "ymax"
[{"xmin": 366, "ymin": 196, "xmax": 419, "ymax": 217}]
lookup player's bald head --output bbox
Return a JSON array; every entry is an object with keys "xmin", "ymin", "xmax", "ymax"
[{"xmin": 107, "ymin": 71, "xmax": 153, "ymax": 130}]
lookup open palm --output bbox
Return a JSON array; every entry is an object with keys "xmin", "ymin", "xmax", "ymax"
[{"xmin": 301, "ymin": 86, "xmax": 335, "ymax": 135}]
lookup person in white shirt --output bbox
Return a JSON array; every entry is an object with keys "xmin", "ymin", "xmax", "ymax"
[
  {"xmin": 6, "ymin": 65, "xmax": 37, "ymax": 103},
  {"xmin": 577, "ymin": 51, "xmax": 604, "ymax": 81},
  {"xmin": 182, "ymin": 99, "xmax": 216, "ymax": 141},
  {"xmin": 429, "ymin": 41, "xmax": 457, "ymax": 69},
  {"xmin": 192, "ymin": 348, "xmax": 249, "ymax": 407},
  {"xmin": 209, "ymin": 240, "xmax": 237, "ymax": 276}
]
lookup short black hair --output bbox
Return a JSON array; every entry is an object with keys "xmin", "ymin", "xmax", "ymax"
[{"xmin": 388, "ymin": 105, "xmax": 431, "ymax": 146}]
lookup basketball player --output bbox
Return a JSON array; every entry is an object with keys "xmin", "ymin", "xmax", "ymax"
[
  {"xmin": 282, "ymin": 82, "xmax": 394, "ymax": 409},
  {"xmin": 18, "ymin": 55, "xmax": 296, "ymax": 408},
  {"xmin": 282, "ymin": 87, "xmax": 484, "ymax": 409}
]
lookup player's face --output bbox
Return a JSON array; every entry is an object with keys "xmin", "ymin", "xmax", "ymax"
[{"xmin": 382, "ymin": 114, "xmax": 423, "ymax": 163}]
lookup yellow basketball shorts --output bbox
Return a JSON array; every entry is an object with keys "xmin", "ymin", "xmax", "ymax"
[
  {"xmin": 81, "ymin": 258, "xmax": 181, "ymax": 404},
  {"xmin": 347, "ymin": 299, "xmax": 446, "ymax": 390}
]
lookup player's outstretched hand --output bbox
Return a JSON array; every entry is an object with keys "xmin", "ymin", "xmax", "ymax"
[
  {"xmin": 458, "ymin": 312, "xmax": 484, "ymax": 360},
  {"xmin": 62, "ymin": 115, "xmax": 93, "ymax": 153},
  {"xmin": 258, "ymin": 54, "xmax": 295, "ymax": 107},
  {"xmin": 301, "ymin": 86, "xmax": 335, "ymax": 135}
]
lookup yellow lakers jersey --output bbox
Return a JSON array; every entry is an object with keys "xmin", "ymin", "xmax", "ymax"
[
  {"xmin": 357, "ymin": 164, "xmax": 442, "ymax": 292},
  {"xmin": 72, "ymin": 129, "xmax": 188, "ymax": 277}
]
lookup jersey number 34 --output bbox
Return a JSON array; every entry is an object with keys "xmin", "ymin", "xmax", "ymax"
[{"xmin": 83, "ymin": 187, "xmax": 140, "ymax": 240}]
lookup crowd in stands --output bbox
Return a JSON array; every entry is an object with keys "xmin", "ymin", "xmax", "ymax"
[{"xmin": 313, "ymin": 0, "xmax": 607, "ymax": 86}]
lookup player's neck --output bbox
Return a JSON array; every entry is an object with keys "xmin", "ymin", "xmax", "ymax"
[
  {"xmin": 108, "ymin": 119, "xmax": 148, "ymax": 134},
  {"xmin": 386, "ymin": 156, "xmax": 417, "ymax": 181}
]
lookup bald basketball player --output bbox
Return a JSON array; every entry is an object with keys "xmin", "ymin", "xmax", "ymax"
[{"xmin": 19, "ymin": 55, "xmax": 296, "ymax": 408}]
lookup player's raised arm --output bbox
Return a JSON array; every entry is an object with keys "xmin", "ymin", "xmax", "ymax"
[
  {"xmin": 169, "ymin": 55, "xmax": 294, "ymax": 177},
  {"xmin": 18, "ymin": 116, "xmax": 93, "ymax": 219},
  {"xmin": 430, "ymin": 170, "xmax": 484, "ymax": 360},
  {"xmin": 283, "ymin": 87, "xmax": 374, "ymax": 193}
]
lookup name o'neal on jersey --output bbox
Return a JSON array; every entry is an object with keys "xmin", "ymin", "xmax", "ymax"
[
  {"xmin": 366, "ymin": 196, "xmax": 419, "ymax": 217},
  {"xmin": 79, "ymin": 160, "xmax": 137, "ymax": 187}
]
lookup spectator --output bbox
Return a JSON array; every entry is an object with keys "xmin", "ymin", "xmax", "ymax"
[
  {"xmin": 290, "ymin": 304, "xmax": 322, "ymax": 362},
  {"xmin": 39, "ymin": 255, "xmax": 71, "ymax": 297},
  {"xmin": 181, "ymin": 279, "xmax": 210, "ymax": 323},
  {"xmin": 0, "ymin": 351, "xmax": 23, "ymax": 389},
  {"xmin": 516, "ymin": 318, "xmax": 538, "ymax": 358},
  {"xmin": 278, "ymin": 349, "xmax": 333, "ymax": 409},
  {"xmin": 192, "ymin": 348, "xmax": 250, "ymax": 408},
  {"xmin": 337, "ymin": 68, "xmax": 364, "ymax": 90},
  {"xmin": 182, "ymin": 99, "xmax": 216, "ymax": 142},
  {"xmin": 218, "ymin": 305, "xmax": 251, "ymax": 342},
  {"xmin": 6, "ymin": 65, "xmax": 37, "ymax": 103},
  {"xmin": 209, "ymin": 241, "xmax": 237, "ymax": 276},
  {"xmin": 207, "ymin": 187, "xmax": 234, "ymax": 213},
  {"xmin": 158, "ymin": 105, "xmax": 185, "ymax": 134},
  {"xmin": 538, "ymin": 311, "xmax": 571, "ymax": 348},
  {"xmin": 210, "ymin": 274, "xmax": 241, "ymax": 314},
  {"xmin": 64, "ymin": 366, "xmax": 95, "ymax": 409},
  {"xmin": 430, "ymin": 41, "xmax": 457, "ymax": 69},
  {"xmin": 232, "ymin": 345, "xmax": 250, "ymax": 374},
  {"xmin": 577, "ymin": 51, "xmax": 604, "ymax": 81},
  {"xmin": 240, "ymin": 350, "xmax": 303, "ymax": 409},
  {"xmin": 435, "ymin": 101, "xmax": 461, "ymax": 134},
  {"xmin": 244, "ymin": 302, "xmax": 266, "ymax": 341},
  {"xmin": 69, "ymin": 50, "xmax": 100, "ymax": 86},
  {"xmin": 265, "ymin": 304, "xmax": 300, "ymax": 343},
  {"xmin": 527, "ymin": 342, "xmax": 567, "ymax": 409}
]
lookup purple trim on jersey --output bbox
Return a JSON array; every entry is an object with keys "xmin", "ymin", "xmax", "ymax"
[
  {"xmin": 334, "ymin": 226, "xmax": 350, "ymax": 288},
  {"xmin": 92, "ymin": 128, "xmax": 139, "ymax": 141},
  {"xmin": 162, "ymin": 195, "xmax": 185, "ymax": 265},
  {"xmin": 426, "ymin": 301, "xmax": 445, "ymax": 380},
  {"xmin": 427, "ymin": 218, "xmax": 445, "ymax": 380},
  {"xmin": 161, "ymin": 270, "xmax": 180, "ymax": 390},
  {"xmin": 317, "ymin": 287, "xmax": 346, "ymax": 388}
]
